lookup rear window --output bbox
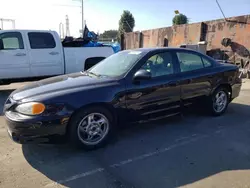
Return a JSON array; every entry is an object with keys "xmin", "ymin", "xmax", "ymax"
[
  {"xmin": 28, "ymin": 32, "xmax": 56, "ymax": 49},
  {"xmin": 202, "ymin": 57, "xmax": 213, "ymax": 67}
]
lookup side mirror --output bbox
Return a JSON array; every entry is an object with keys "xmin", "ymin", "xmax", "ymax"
[
  {"xmin": 0, "ymin": 39, "xmax": 3, "ymax": 50},
  {"xmin": 133, "ymin": 69, "xmax": 152, "ymax": 81}
]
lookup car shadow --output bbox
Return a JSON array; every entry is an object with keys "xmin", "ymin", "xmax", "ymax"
[{"xmin": 21, "ymin": 102, "xmax": 250, "ymax": 188}]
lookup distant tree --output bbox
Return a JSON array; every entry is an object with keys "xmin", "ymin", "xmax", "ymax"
[
  {"xmin": 99, "ymin": 30, "xmax": 118, "ymax": 40},
  {"xmin": 118, "ymin": 10, "xmax": 135, "ymax": 42},
  {"xmin": 172, "ymin": 14, "xmax": 188, "ymax": 25}
]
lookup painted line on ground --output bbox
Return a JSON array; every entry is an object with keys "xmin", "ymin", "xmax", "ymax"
[
  {"xmin": 175, "ymin": 134, "xmax": 197, "ymax": 142},
  {"xmin": 45, "ymin": 134, "xmax": 208, "ymax": 187},
  {"xmin": 46, "ymin": 120, "xmax": 248, "ymax": 187}
]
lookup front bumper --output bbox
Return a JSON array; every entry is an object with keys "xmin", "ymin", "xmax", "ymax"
[
  {"xmin": 5, "ymin": 111, "xmax": 69, "ymax": 144},
  {"xmin": 231, "ymin": 83, "xmax": 242, "ymax": 100}
]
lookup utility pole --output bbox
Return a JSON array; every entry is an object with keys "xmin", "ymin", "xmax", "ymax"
[
  {"xmin": 59, "ymin": 22, "xmax": 65, "ymax": 39},
  {"xmin": 0, "ymin": 18, "xmax": 15, "ymax": 29},
  {"xmin": 55, "ymin": 0, "xmax": 86, "ymax": 37},
  {"xmin": 66, "ymin": 15, "xmax": 70, "ymax": 36},
  {"xmin": 82, "ymin": 0, "xmax": 85, "ymax": 37}
]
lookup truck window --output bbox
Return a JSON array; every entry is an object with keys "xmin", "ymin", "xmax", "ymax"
[
  {"xmin": 28, "ymin": 32, "xmax": 56, "ymax": 49},
  {"xmin": 0, "ymin": 32, "xmax": 24, "ymax": 50}
]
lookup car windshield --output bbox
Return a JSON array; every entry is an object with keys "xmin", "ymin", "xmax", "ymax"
[{"xmin": 87, "ymin": 50, "xmax": 144, "ymax": 77}]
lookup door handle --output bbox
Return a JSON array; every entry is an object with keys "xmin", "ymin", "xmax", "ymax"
[
  {"xmin": 49, "ymin": 52, "xmax": 59, "ymax": 55},
  {"xmin": 15, "ymin": 53, "xmax": 26, "ymax": 56},
  {"xmin": 168, "ymin": 81, "xmax": 178, "ymax": 86}
]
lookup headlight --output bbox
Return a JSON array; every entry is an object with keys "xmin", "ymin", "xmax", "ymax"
[{"xmin": 15, "ymin": 102, "xmax": 46, "ymax": 115}]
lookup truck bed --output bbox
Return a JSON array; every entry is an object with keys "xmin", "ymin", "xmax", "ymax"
[{"xmin": 63, "ymin": 47, "xmax": 114, "ymax": 74}]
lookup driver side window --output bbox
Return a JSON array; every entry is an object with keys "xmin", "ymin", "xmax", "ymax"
[{"xmin": 141, "ymin": 52, "xmax": 174, "ymax": 77}]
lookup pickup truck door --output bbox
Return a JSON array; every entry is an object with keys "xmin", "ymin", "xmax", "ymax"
[
  {"xmin": 0, "ymin": 31, "xmax": 30, "ymax": 79},
  {"xmin": 175, "ymin": 50, "xmax": 214, "ymax": 106},
  {"xmin": 27, "ymin": 31, "xmax": 64, "ymax": 77}
]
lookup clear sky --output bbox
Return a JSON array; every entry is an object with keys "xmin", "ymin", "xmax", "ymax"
[{"xmin": 0, "ymin": 0, "xmax": 249, "ymax": 37}]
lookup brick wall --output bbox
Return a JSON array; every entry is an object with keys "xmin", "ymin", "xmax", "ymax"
[
  {"xmin": 124, "ymin": 23, "xmax": 202, "ymax": 49},
  {"xmin": 123, "ymin": 15, "xmax": 250, "ymax": 63},
  {"xmin": 205, "ymin": 15, "xmax": 250, "ymax": 62}
]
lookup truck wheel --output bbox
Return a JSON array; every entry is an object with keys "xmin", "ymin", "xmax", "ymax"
[
  {"xmin": 68, "ymin": 106, "xmax": 115, "ymax": 150},
  {"xmin": 209, "ymin": 87, "xmax": 229, "ymax": 116}
]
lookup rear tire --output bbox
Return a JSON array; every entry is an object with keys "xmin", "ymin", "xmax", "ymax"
[
  {"xmin": 209, "ymin": 87, "xmax": 229, "ymax": 116},
  {"xmin": 68, "ymin": 106, "xmax": 115, "ymax": 150}
]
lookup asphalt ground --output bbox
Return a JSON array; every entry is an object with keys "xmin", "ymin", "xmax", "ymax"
[{"xmin": 0, "ymin": 81, "xmax": 250, "ymax": 188}]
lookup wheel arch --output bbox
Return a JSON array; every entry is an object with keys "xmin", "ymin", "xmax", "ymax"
[
  {"xmin": 213, "ymin": 83, "xmax": 232, "ymax": 101},
  {"xmin": 66, "ymin": 102, "xmax": 117, "ymax": 135}
]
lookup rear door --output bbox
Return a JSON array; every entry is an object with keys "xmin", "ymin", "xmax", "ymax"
[
  {"xmin": 174, "ymin": 50, "xmax": 215, "ymax": 106},
  {"xmin": 27, "ymin": 31, "xmax": 64, "ymax": 77},
  {"xmin": 0, "ymin": 31, "xmax": 30, "ymax": 79}
]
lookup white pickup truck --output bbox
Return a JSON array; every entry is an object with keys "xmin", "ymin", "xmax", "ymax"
[{"xmin": 0, "ymin": 30, "xmax": 114, "ymax": 85}]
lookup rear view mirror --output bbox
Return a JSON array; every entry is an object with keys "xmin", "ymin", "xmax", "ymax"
[
  {"xmin": 133, "ymin": 69, "xmax": 152, "ymax": 81},
  {"xmin": 0, "ymin": 39, "xmax": 3, "ymax": 50}
]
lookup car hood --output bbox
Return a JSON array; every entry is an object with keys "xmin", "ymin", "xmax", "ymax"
[{"xmin": 10, "ymin": 72, "xmax": 115, "ymax": 101}]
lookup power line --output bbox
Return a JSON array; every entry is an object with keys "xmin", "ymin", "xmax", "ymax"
[
  {"xmin": 52, "ymin": 4, "xmax": 80, "ymax": 8},
  {"xmin": 215, "ymin": 0, "xmax": 227, "ymax": 21},
  {"xmin": 125, "ymin": 21, "xmax": 132, "ymax": 31}
]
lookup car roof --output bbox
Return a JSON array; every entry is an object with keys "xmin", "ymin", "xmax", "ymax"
[
  {"xmin": 0, "ymin": 29, "xmax": 56, "ymax": 33},
  {"xmin": 123, "ymin": 47, "xmax": 201, "ymax": 54}
]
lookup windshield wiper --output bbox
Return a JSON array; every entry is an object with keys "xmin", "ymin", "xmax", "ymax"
[{"xmin": 85, "ymin": 71, "xmax": 101, "ymax": 77}]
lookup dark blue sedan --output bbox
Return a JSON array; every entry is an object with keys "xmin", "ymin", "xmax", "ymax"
[{"xmin": 4, "ymin": 48, "xmax": 242, "ymax": 150}]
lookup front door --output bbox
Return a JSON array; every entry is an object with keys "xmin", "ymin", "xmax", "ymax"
[
  {"xmin": 125, "ymin": 51, "xmax": 181, "ymax": 122},
  {"xmin": 175, "ymin": 50, "xmax": 214, "ymax": 106},
  {"xmin": 27, "ymin": 31, "xmax": 64, "ymax": 77},
  {"xmin": 0, "ymin": 31, "xmax": 30, "ymax": 79}
]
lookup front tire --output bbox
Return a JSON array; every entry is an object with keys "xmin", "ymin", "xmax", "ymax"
[
  {"xmin": 209, "ymin": 87, "xmax": 229, "ymax": 116},
  {"xmin": 68, "ymin": 106, "xmax": 114, "ymax": 150}
]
